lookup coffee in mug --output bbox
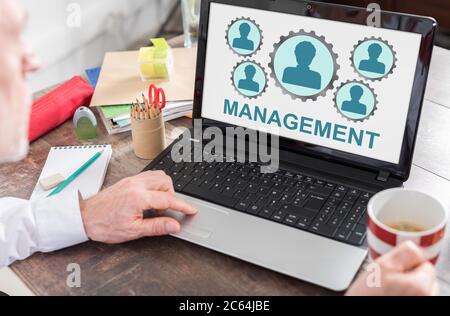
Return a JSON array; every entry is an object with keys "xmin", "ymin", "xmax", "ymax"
[{"xmin": 386, "ymin": 221, "xmax": 427, "ymax": 233}]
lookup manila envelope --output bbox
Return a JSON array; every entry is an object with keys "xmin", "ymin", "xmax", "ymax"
[{"xmin": 90, "ymin": 47, "xmax": 197, "ymax": 107}]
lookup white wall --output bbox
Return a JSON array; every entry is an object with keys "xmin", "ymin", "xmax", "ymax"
[{"xmin": 23, "ymin": 0, "xmax": 177, "ymax": 92}]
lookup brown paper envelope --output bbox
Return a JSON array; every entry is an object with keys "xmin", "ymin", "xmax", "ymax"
[{"xmin": 90, "ymin": 48, "xmax": 197, "ymax": 107}]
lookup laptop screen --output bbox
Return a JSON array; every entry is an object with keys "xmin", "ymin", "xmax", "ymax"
[{"xmin": 201, "ymin": 2, "xmax": 423, "ymax": 165}]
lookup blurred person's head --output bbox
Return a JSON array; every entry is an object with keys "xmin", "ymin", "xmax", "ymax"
[{"xmin": 0, "ymin": 0, "xmax": 39, "ymax": 164}]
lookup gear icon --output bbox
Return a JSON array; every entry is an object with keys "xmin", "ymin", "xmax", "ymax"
[
  {"xmin": 269, "ymin": 29, "xmax": 339, "ymax": 102},
  {"xmin": 226, "ymin": 17, "xmax": 263, "ymax": 58},
  {"xmin": 231, "ymin": 60, "xmax": 268, "ymax": 99},
  {"xmin": 333, "ymin": 80, "xmax": 378, "ymax": 123},
  {"xmin": 350, "ymin": 37, "xmax": 397, "ymax": 81}
]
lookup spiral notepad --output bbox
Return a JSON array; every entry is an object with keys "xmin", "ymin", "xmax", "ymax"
[{"xmin": 30, "ymin": 145, "xmax": 112, "ymax": 201}]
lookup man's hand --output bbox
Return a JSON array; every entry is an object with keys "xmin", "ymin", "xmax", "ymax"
[
  {"xmin": 79, "ymin": 171, "xmax": 197, "ymax": 244},
  {"xmin": 347, "ymin": 241, "xmax": 439, "ymax": 296}
]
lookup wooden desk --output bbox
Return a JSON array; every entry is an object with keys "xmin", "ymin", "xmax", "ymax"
[{"xmin": 1, "ymin": 47, "xmax": 450, "ymax": 296}]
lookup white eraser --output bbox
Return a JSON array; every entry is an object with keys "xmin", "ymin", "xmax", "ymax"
[{"xmin": 39, "ymin": 174, "xmax": 66, "ymax": 191}]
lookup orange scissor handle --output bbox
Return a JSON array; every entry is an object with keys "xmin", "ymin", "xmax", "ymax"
[{"xmin": 148, "ymin": 84, "xmax": 166, "ymax": 110}]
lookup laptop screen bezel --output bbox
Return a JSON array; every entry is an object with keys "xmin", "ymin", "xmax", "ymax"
[{"xmin": 193, "ymin": 0, "xmax": 436, "ymax": 181}]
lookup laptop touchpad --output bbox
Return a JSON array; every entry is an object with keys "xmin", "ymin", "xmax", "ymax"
[{"xmin": 164, "ymin": 194, "xmax": 230, "ymax": 239}]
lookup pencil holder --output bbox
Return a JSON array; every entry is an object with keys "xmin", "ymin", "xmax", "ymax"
[{"xmin": 131, "ymin": 114, "xmax": 166, "ymax": 160}]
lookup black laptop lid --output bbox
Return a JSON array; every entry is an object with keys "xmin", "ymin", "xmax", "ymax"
[{"xmin": 193, "ymin": 0, "xmax": 436, "ymax": 181}]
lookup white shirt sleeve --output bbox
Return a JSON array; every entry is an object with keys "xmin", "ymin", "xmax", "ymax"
[{"xmin": 0, "ymin": 190, "xmax": 88, "ymax": 268}]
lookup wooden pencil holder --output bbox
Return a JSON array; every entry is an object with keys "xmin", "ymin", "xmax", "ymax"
[{"xmin": 131, "ymin": 113, "xmax": 166, "ymax": 160}]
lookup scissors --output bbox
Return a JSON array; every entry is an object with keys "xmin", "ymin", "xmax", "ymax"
[{"xmin": 148, "ymin": 84, "xmax": 166, "ymax": 110}]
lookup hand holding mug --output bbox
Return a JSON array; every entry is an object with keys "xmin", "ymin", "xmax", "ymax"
[
  {"xmin": 347, "ymin": 241, "xmax": 439, "ymax": 296},
  {"xmin": 367, "ymin": 189, "xmax": 447, "ymax": 264}
]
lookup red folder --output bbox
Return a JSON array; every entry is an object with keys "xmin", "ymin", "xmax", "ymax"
[{"xmin": 28, "ymin": 76, "xmax": 94, "ymax": 142}]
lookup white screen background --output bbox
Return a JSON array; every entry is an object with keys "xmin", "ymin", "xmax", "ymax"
[{"xmin": 201, "ymin": 3, "xmax": 422, "ymax": 164}]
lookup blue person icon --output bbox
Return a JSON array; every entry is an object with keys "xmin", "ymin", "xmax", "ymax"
[
  {"xmin": 341, "ymin": 85, "xmax": 368, "ymax": 116},
  {"xmin": 282, "ymin": 41, "xmax": 322, "ymax": 90},
  {"xmin": 358, "ymin": 43, "xmax": 386, "ymax": 75},
  {"xmin": 238, "ymin": 64, "xmax": 260, "ymax": 93},
  {"xmin": 232, "ymin": 22, "xmax": 255, "ymax": 51}
]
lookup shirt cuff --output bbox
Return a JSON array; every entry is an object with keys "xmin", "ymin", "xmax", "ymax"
[{"xmin": 33, "ymin": 190, "xmax": 88, "ymax": 253}]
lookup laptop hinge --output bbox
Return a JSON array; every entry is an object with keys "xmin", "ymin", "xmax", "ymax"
[{"xmin": 377, "ymin": 171, "xmax": 390, "ymax": 183}]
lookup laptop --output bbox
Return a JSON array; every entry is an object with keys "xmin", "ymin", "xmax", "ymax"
[{"xmin": 143, "ymin": 0, "xmax": 436, "ymax": 291}]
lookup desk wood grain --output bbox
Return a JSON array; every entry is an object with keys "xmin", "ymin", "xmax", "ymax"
[
  {"xmin": 1, "ymin": 47, "xmax": 450, "ymax": 296},
  {"xmin": 1, "ymin": 113, "xmax": 332, "ymax": 296}
]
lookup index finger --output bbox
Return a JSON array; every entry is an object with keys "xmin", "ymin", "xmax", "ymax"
[
  {"xmin": 378, "ymin": 241, "xmax": 427, "ymax": 272},
  {"xmin": 145, "ymin": 191, "xmax": 197, "ymax": 216}
]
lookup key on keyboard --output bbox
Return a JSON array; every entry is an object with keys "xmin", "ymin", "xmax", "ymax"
[{"xmin": 149, "ymin": 152, "xmax": 373, "ymax": 247}]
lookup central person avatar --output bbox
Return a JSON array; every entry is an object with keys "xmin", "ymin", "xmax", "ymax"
[
  {"xmin": 270, "ymin": 30, "xmax": 338, "ymax": 100},
  {"xmin": 282, "ymin": 41, "xmax": 322, "ymax": 90}
]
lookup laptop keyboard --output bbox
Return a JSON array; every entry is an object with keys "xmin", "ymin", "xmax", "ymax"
[{"xmin": 148, "ymin": 152, "xmax": 372, "ymax": 247}]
